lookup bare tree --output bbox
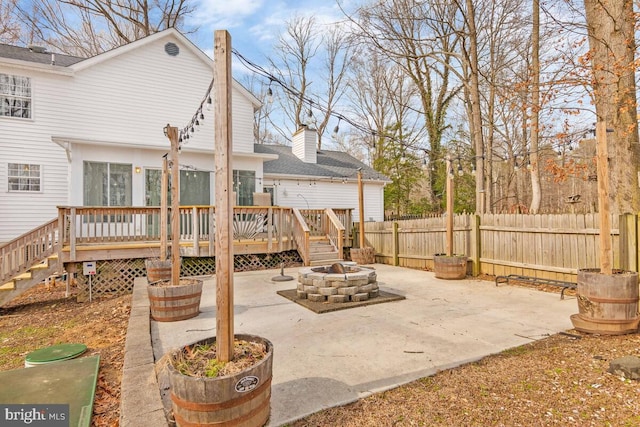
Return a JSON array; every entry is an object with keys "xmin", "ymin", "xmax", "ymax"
[
  {"xmin": 268, "ymin": 15, "xmax": 351, "ymax": 149},
  {"xmin": 15, "ymin": 0, "xmax": 195, "ymax": 56},
  {"xmin": 0, "ymin": 0, "xmax": 21, "ymax": 44},
  {"xmin": 346, "ymin": 48, "xmax": 424, "ymax": 163},
  {"xmin": 350, "ymin": 0, "xmax": 462, "ymax": 207},
  {"xmin": 269, "ymin": 15, "xmax": 318, "ymax": 134}
]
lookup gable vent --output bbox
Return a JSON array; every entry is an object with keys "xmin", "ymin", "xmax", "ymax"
[
  {"xmin": 164, "ymin": 42, "xmax": 179, "ymax": 56},
  {"xmin": 28, "ymin": 45, "xmax": 47, "ymax": 54}
]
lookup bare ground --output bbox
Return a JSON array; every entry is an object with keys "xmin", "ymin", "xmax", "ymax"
[{"xmin": 1, "ymin": 279, "xmax": 640, "ymax": 427}]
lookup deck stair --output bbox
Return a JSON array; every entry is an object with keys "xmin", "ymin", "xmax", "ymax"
[
  {"xmin": 308, "ymin": 236, "xmax": 343, "ymax": 266},
  {"xmin": 0, "ymin": 255, "xmax": 62, "ymax": 307}
]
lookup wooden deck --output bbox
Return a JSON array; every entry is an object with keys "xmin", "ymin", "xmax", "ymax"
[{"xmin": 1, "ymin": 206, "xmax": 353, "ymax": 285}]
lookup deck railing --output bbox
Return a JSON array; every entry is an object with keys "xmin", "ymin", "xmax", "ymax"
[
  {"xmin": 292, "ymin": 208, "xmax": 311, "ymax": 265},
  {"xmin": 1, "ymin": 206, "xmax": 351, "ymax": 279},
  {"xmin": 325, "ymin": 208, "xmax": 345, "ymax": 257},
  {"xmin": 0, "ymin": 219, "xmax": 59, "ymax": 284}
]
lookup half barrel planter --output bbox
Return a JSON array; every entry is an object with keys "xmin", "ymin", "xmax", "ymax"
[
  {"xmin": 168, "ymin": 334, "xmax": 273, "ymax": 427},
  {"xmin": 148, "ymin": 278, "xmax": 203, "ymax": 322},
  {"xmin": 145, "ymin": 259, "xmax": 173, "ymax": 283},
  {"xmin": 433, "ymin": 254, "xmax": 468, "ymax": 280},
  {"xmin": 570, "ymin": 268, "xmax": 640, "ymax": 335}
]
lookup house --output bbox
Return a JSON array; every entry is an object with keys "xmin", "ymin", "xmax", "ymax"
[{"xmin": 0, "ymin": 28, "xmax": 388, "ymax": 244}]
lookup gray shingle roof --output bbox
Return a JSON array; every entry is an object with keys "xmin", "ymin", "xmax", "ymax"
[
  {"xmin": 0, "ymin": 44, "xmax": 84, "ymax": 67},
  {"xmin": 254, "ymin": 144, "xmax": 391, "ymax": 182}
]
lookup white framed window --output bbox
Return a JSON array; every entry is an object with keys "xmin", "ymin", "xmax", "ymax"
[
  {"xmin": 8, "ymin": 163, "xmax": 41, "ymax": 192},
  {"xmin": 83, "ymin": 161, "xmax": 132, "ymax": 206},
  {"xmin": 233, "ymin": 170, "xmax": 255, "ymax": 205},
  {"xmin": 0, "ymin": 74, "xmax": 31, "ymax": 118}
]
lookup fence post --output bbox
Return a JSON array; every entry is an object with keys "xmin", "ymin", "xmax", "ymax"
[
  {"xmin": 619, "ymin": 213, "xmax": 638, "ymax": 272},
  {"xmin": 393, "ymin": 222, "xmax": 399, "ymax": 266},
  {"xmin": 469, "ymin": 214, "xmax": 481, "ymax": 276}
]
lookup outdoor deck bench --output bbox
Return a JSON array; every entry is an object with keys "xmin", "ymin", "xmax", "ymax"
[{"xmin": 495, "ymin": 274, "xmax": 577, "ymax": 299}]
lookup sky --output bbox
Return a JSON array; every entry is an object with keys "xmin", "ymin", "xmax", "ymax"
[{"xmin": 187, "ymin": 0, "xmax": 354, "ymax": 69}]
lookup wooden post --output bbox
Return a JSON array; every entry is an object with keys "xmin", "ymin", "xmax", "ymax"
[
  {"xmin": 166, "ymin": 126, "xmax": 181, "ymax": 285},
  {"xmin": 392, "ymin": 222, "xmax": 399, "ymax": 266},
  {"xmin": 214, "ymin": 30, "xmax": 234, "ymax": 363},
  {"xmin": 596, "ymin": 120, "xmax": 612, "ymax": 275},
  {"xmin": 470, "ymin": 214, "xmax": 481, "ymax": 276},
  {"xmin": 446, "ymin": 157, "xmax": 454, "ymax": 257},
  {"xmin": 160, "ymin": 155, "xmax": 169, "ymax": 260},
  {"xmin": 357, "ymin": 169, "xmax": 365, "ymax": 248}
]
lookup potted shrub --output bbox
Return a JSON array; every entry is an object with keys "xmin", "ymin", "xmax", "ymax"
[{"xmin": 166, "ymin": 334, "xmax": 273, "ymax": 426}]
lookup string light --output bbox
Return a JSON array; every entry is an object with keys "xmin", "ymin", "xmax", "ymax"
[
  {"xmin": 332, "ymin": 118, "xmax": 341, "ymax": 139},
  {"xmin": 177, "ymin": 79, "xmax": 214, "ymax": 149},
  {"xmin": 267, "ymin": 85, "xmax": 273, "ymax": 103}
]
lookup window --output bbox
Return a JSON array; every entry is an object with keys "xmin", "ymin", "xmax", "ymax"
[
  {"xmin": 144, "ymin": 169, "xmax": 211, "ymax": 206},
  {"xmin": 233, "ymin": 170, "xmax": 255, "ymax": 206},
  {"xmin": 0, "ymin": 74, "xmax": 31, "ymax": 118},
  {"xmin": 83, "ymin": 162, "xmax": 132, "ymax": 206},
  {"xmin": 8, "ymin": 163, "xmax": 41, "ymax": 191},
  {"xmin": 180, "ymin": 170, "xmax": 210, "ymax": 205}
]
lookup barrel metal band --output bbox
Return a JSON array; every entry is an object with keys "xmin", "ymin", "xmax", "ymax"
[
  {"xmin": 150, "ymin": 301, "xmax": 200, "ymax": 312},
  {"xmin": 172, "ymin": 389, "xmax": 271, "ymax": 427},
  {"xmin": 577, "ymin": 314, "xmax": 640, "ymax": 324},
  {"xmin": 149, "ymin": 291, "xmax": 202, "ymax": 302},
  {"xmin": 584, "ymin": 296, "xmax": 639, "ymax": 304},
  {"xmin": 171, "ymin": 376, "xmax": 272, "ymax": 412}
]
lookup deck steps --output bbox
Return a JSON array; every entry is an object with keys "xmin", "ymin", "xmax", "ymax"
[
  {"xmin": 0, "ymin": 281, "xmax": 15, "ymax": 290},
  {"xmin": 0, "ymin": 255, "xmax": 62, "ymax": 307},
  {"xmin": 308, "ymin": 237, "xmax": 343, "ymax": 265}
]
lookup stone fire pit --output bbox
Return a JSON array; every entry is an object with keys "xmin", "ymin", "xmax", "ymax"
[{"xmin": 297, "ymin": 262, "xmax": 379, "ymax": 303}]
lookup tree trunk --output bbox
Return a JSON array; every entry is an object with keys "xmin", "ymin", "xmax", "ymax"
[
  {"xmin": 583, "ymin": 0, "xmax": 640, "ymax": 214},
  {"xmin": 529, "ymin": 0, "xmax": 541, "ymax": 213},
  {"xmin": 464, "ymin": 0, "xmax": 486, "ymax": 214}
]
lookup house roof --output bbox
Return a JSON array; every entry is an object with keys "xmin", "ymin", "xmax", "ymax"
[
  {"xmin": 0, "ymin": 44, "xmax": 83, "ymax": 67},
  {"xmin": 0, "ymin": 29, "xmax": 261, "ymax": 109},
  {"xmin": 254, "ymin": 144, "xmax": 391, "ymax": 183}
]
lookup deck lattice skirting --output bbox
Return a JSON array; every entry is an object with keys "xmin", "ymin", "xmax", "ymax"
[{"xmin": 74, "ymin": 251, "xmax": 303, "ymax": 300}]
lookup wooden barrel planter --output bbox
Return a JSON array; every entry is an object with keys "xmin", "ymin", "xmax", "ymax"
[
  {"xmin": 350, "ymin": 247, "xmax": 375, "ymax": 265},
  {"xmin": 433, "ymin": 254, "xmax": 468, "ymax": 280},
  {"xmin": 145, "ymin": 259, "xmax": 173, "ymax": 283},
  {"xmin": 148, "ymin": 278, "xmax": 203, "ymax": 322},
  {"xmin": 570, "ymin": 268, "xmax": 640, "ymax": 335},
  {"xmin": 168, "ymin": 334, "xmax": 273, "ymax": 427}
]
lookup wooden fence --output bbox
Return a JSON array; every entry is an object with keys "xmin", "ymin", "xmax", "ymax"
[{"xmin": 357, "ymin": 213, "xmax": 636, "ymax": 282}]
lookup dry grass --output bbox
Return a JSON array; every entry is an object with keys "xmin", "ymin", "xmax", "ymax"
[{"xmin": 289, "ymin": 326, "xmax": 640, "ymax": 426}]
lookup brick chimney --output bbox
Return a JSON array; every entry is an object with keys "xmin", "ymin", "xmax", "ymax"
[{"xmin": 292, "ymin": 126, "xmax": 317, "ymax": 164}]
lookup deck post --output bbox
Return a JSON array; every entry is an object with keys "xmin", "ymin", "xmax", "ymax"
[
  {"xmin": 165, "ymin": 125, "xmax": 181, "ymax": 285},
  {"xmin": 214, "ymin": 30, "xmax": 234, "ymax": 362},
  {"xmin": 160, "ymin": 155, "xmax": 169, "ymax": 260}
]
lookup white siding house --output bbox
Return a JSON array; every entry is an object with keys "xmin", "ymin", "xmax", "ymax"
[{"xmin": 0, "ymin": 29, "xmax": 389, "ymax": 243}]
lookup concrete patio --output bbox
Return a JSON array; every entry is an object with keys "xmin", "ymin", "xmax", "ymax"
[{"xmin": 120, "ymin": 264, "xmax": 576, "ymax": 427}]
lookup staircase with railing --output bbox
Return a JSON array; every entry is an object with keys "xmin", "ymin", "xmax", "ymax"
[{"xmin": 0, "ymin": 219, "xmax": 63, "ymax": 306}]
